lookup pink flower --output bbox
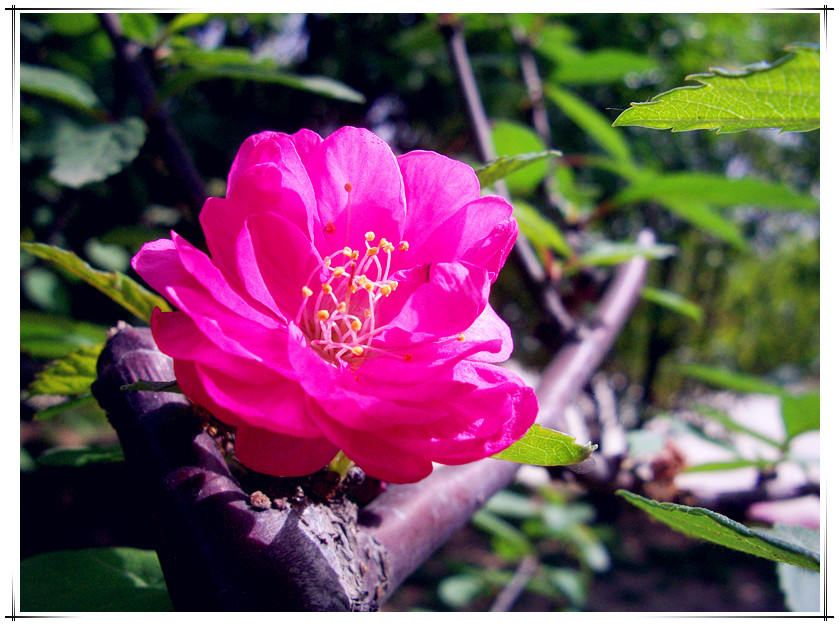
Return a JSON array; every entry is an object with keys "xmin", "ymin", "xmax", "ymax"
[{"xmin": 132, "ymin": 126, "xmax": 538, "ymax": 484}]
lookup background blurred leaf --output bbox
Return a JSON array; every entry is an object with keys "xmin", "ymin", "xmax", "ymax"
[
  {"xmin": 548, "ymin": 48, "xmax": 658, "ymax": 85},
  {"xmin": 617, "ymin": 490, "xmax": 820, "ymax": 571},
  {"xmin": 20, "ymin": 63, "xmax": 105, "ymax": 116},
  {"xmin": 37, "ymin": 445, "xmax": 125, "ymax": 468},
  {"xmin": 694, "ymin": 405, "xmax": 785, "ymax": 449},
  {"xmin": 613, "ymin": 45, "xmax": 819, "ymax": 133},
  {"xmin": 21, "ymin": 242, "xmax": 170, "ymax": 321},
  {"xmin": 21, "ymin": 547, "xmax": 173, "ymax": 611},
  {"xmin": 119, "ymin": 12, "xmax": 161, "ymax": 46},
  {"xmin": 652, "ymin": 197, "xmax": 747, "ymax": 250},
  {"xmin": 679, "ymin": 364, "xmax": 788, "ymax": 395},
  {"xmin": 46, "ymin": 117, "xmax": 147, "ymax": 188},
  {"xmin": 476, "ymin": 150, "xmax": 562, "ymax": 189},
  {"xmin": 573, "ymin": 241, "xmax": 677, "ymax": 269},
  {"xmin": 641, "ymin": 287, "xmax": 704, "ymax": 323},
  {"xmin": 492, "ymin": 424, "xmax": 596, "ymax": 466},
  {"xmin": 781, "ymin": 392, "xmax": 819, "ymax": 440},
  {"xmin": 27, "ymin": 344, "xmax": 101, "ymax": 396},
  {"xmin": 513, "ymin": 201, "xmax": 573, "ymax": 258},
  {"xmin": 490, "ymin": 120, "xmax": 548, "ymax": 195},
  {"xmin": 20, "ymin": 311, "xmax": 108, "ymax": 359}
]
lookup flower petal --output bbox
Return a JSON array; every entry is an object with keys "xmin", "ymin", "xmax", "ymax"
[{"xmin": 234, "ymin": 423, "xmax": 338, "ymax": 477}]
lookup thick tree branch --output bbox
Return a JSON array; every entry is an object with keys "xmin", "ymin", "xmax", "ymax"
[{"xmin": 99, "ymin": 13, "xmax": 207, "ymax": 221}]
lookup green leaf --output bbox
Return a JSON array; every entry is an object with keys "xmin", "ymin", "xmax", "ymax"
[
  {"xmin": 162, "ymin": 13, "xmax": 212, "ymax": 38},
  {"xmin": 38, "ymin": 445, "xmax": 125, "ymax": 468},
  {"xmin": 679, "ymin": 364, "xmax": 788, "ymax": 396},
  {"xmin": 614, "ymin": 172, "xmax": 819, "ymax": 212},
  {"xmin": 475, "ymin": 150, "xmax": 562, "ymax": 189},
  {"xmin": 160, "ymin": 66, "xmax": 365, "ymax": 104},
  {"xmin": 47, "ymin": 116, "xmax": 147, "ymax": 188},
  {"xmin": 617, "ymin": 490, "xmax": 819, "ymax": 571},
  {"xmin": 33, "ymin": 394, "xmax": 101, "ymax": 422},
  {"xmin": 20, "ymin": 63, "xmax": 104, "ymax": 116},
  {"xmin": 781, "ymin": 392, "xmax": 819, "ymax": 439},
  {"xmin": 471, "ymin": 509, "xmax": 535, "ymax": 557},
  {"xmin": 613, "ymin": 45, "xmax": 819, "ymax": 133},
  {"xmin": 695, "ymin": 405, "xmax": 785, "ymax": 450},
  {"xmin": 492, "ymin": 424, "xmax": 596, "ymax": 466},
  {"xmin": 546, "ymin": 85, "xmax": 634, "ymax": 165},
  {"xmin": 20, "ymin": 242, "xmax": 171, "ymax": 321},
  {"xmin": 652, "ymin": 197, "xmax": 747, "ymax": 251},
  {"xmin": 573, "ymin": 241, "xmax": 677, "ymax": 269},
  {"xmin": 490, "ymin": 121, "xmax": 548, "ymax": 195},
  {"xmin": 641, "ymin": 287, "xmax": 704, "ymax": 323},
  {"xmin": 120, "ymin": 13, "xmax": 160, "ymax": 46},
  {"xmin": 47, "ymin": 13, "xmax": 100, "ymax": 36},
  {"xmin": 20, "ymin": 311, "xmax": 108, "ymax": 359},
  {"xmin": 485, "ymin": 490, "xmax": 542, "ymax": 519},
  {"xmin": 766, "ymin": 525, "xmax": 821, "ymax": 612},
  {"xmin": 120, "ymin": 380, "xmax": 183, "ymax": 393},
  {"xmin": 27, "ymin": 344, "xmax": 101, "ymax": 396},
  {"xmin": 682, "ymin": 459, "xmax": 769, "ymax": 473},
  {"xmin": 549, "ymin": 48, "xmax": 658, "ymax": 85},
  {"xmin": 20, "ymin": 547, "xmax": 173, "ymax": 611},
  {"xmin": 437, "ymin": 574, "xmax": 486, "ymax": 609},
  {"xmin": 513, "ymin": 201, "xmax": 573, "ymax": 258}
]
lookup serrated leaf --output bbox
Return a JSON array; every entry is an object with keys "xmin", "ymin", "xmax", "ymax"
[
  {"xmin": 20, "ymin": 547, "xmax": 173, "ymax": 611},
  {"xmin": 617, "ymin": 490, "xmax": 819, "ymax": 571},
  {"xmin": 20, "ymin": 311, "xmax": 108, "ymax": 359},
  {"xmin": 37, "ymin": 445, "xmax": 125, "ymax": 468},
  {"xmin": 20, "ymin": 63, "xmax": 104, "ymax": 116},
  {"xmin": 21, "ymin": 242, "xmax": 170, "ymax": 321},
  {"xmin": 27, "ymin": 344, "xmax": 102, "ymax": 396},
  {"xmin": 641, "ymin": 287, "xmax": 704, "ymax": 323},
  {"xmin": 475, "ymin": 150, "xmax": 562, "ymax": 189},
  {"xmin": 546, "ymin": 85, "xmax": 634, "ymax": 165},
  {"xmin": 492, "ymin": 424, "xmax": 596, "ymax": 466},
  {"xmin": 781, "ymin": 392, "xmax": 819, "ymax": 439},
  {"xmin": 120, "ymin": 380, "xmax": 182, "ymax": 393},
  {"xmin": 573, "ymin": 241, "xmax": 677, "ymax": 269},
  {"xmin": 513, "ymin": 201, "xmax": 573, "ymax": 258},
  {"xmin": 48, "ymin": 116, "xmax": 147, "ymax": 188},
  {"xmin": 614, "ymin": 172, "xmax": 819, "ymax": 212},
  {"xmin": 549, "ymin": 48, "xmax": 658, "ymax": 85},
  {"xmin": 613, "ymin": 45, "xmax": 819, "ymax": 133}
]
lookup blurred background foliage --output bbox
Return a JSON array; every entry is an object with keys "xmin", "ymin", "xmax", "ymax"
[{"xmin": 20, "ymin": 12, "xmax": 819, "ymax": 612}]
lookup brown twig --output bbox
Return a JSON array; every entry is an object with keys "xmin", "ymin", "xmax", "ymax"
[
  {"xmin": 99, "ymin": 13, "xmax": 207, "ymax": 221},
  {"xmin": 490, "ymin": 554, "xmax": 540, "ymax": 612}
]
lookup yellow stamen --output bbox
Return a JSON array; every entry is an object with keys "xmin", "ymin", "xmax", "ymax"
[
  {"xmin": 351, "ymin": 346, "xmax": 364, "ymax": 356},
  {"xmin": 457, "ymin": 333, "xmax": 466, "ymax": 342},
  {"xmin": 365, "ymin": 231, "xmax": 375, "ymax": 242},
  {"xmin": 301, "ymin": 286, "xmax": 313, "ymax": 297},
  {"xmin": 366, "ymin": 247, "xmax": 379, "ymax": 257},
  {"xmin": 333, "ymin": 267, "xmax": 346, "ymax": 277},
  {"xmin": 379, "ymin": 284, "xmax": 392, "ymax": 296},
  {"xmin": 398, "ymin": 241, "xmax": 409, "ymax": 251},
  {"xmin": 337, "ymin": 302, "xmax": 346, "ymax": 312},
  {"xmin": 317, "ymin": 310, "xmax": 330, "ymax": 321},
  {"xmin": 322, "ymin": 284, "xmax": 332, "ymax": 294},
  {"xmin": 350, "ymin": 320, "xmax": 362, "ymax": 332},
  {"xmin": 342, "ymin": 247, "xmax": 353, "ymax": 257}
]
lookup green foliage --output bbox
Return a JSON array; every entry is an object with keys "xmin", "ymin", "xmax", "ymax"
[
  {"xmin": 475, "ymin": 150, "xmax": 563, "ymax": 189},
  {"xmin": 491, "ymin": 424, "xmax": 596, "ymax": 467},
  {"xmin": 27, "ymin": 344, "xmax": 101, "ymax": 396},
  {"xmin": 20, "ymin": 311, "xmax": 108, "ymax": 359},
  {"xmin": 20, "ymin": 63, "xmax": 105, "ymax": 116},
  {"xmin": 490, "ymin": 120, "xmax": 548, "ymax": 195},
  {"xmin": 641, "ymin": 287, "xmax": 704, "ymax": 323},
  {"xmin": 38, "ymin": 445, "xmax": 125, "ymax": 467},
  {"xmin": 617, "ymin": 491, "xmax": 819, "ymax": 571},
  {"xmin": 679, "ymin": 363, "xmax": 788, "ymax": 395},
  {"xmin": 21, "ymin": 242, "xmax": 170, "ymax": 322},
  {"xmin": 613, "ymin": 45, "xmax": 819, "ymax": 133},
  {"xmin": 513, "ymin": 201, "xmax": 573, "ymax": 258},
  {"xmin": 20, "ymin": 547, "xmax": 173, "ymax": 611},
  {"xmin": 571, "ymin": 241, "xmax": 677, "ymax": 270},
  {"xmin": 548, "ymin": 49, "xmax": 658, "ymax": 86},
  {"xmin": 780, "ymin": 393, "xmax": 819, "ymax": 441}
]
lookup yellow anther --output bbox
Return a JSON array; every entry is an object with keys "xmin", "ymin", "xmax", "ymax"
[
  {"xmin": 333, "ymin": 267, "xmax": 346, "ymax": 277},
  {"xmin": 350, "ymin": 320, "xmax": 362, "ymax": 332},
  {"xmin": 351, "ymin": 250, "xmax": 359, "ymax": 260},
  {"xmin": 378, "ymin": 237, "xmax": 389, "ymax": 248},
  {"xmin": 379, "ymin": 284, "xmax": 392, "ymax": 296},
  {"xmin": 317, "ymin": 310, "xmax": 330, "ymax": 321},
  {"xmin": 383, "ymin": 242, "xmax": 395, "ymax": 253},
  {"xmin": 366, "ymin": 247, "xmax": 379, "ymax": 257},
  {"xmin": 324, "ymin": 257, "xmax": 332, "ymax": 267},
  {"xmin": 337, "ymin": 302, "xmax": 347, "ymax": 312},
  {"xmin": 342, "ymin": 247, "xmax": 353, "ymax": 257},
  {"xmin": 325, "ymin": 222, "xmax": 336, "ymax": 234},
  {"xmin": 349, "ymin": 284, "xmax": 358, "ymax": 294},
  {"xmin": 365, "ymin": 231, "xmax": 375, "ymax": 242},
  {"xmin": 364, "ymin": 282, "xmax": 374, "ymax": 292},
  {"xmin": 387, "ymin": 280, "xmax": 398, "ymax": 291},
  {"xmin": 364, "ymin": 309, "xmax": 372, "ymax": 319},
  {"xmin": 301, "ymin": 286, "xmax": 313, "ymax": 297},
  {"xmin": 322, "ymin": 284, "xmax": 332, "ymax": 294},
  {"xmin": 344, "ymin": 182, "xmax": 353, "ymax": 192},
  {"xmin": 398, "ymin": 241, "xmax": 409, "ymax": 251},
  {"xmin": 351, "ymin": 346, "xmax": 364, "ymax": 356},
  {"xmin": 457, "ymin": 333, "xmax": 466, "ymax": 342}
]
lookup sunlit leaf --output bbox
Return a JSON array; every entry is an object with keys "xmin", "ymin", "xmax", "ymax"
[
  {"xmin": 490, "ymin": 121, "xmax": 548, "ymax": 195},
  {"xmin": 614, "ymin": 172, "xmax": 819, "ymax": 212},
  {"xmin": 781, "ymin": 392, "xmax": 819, "ymax": 439},
  {"xmin": 513, "ymin": 201, "xmax": 573, "ymax": 258},
  {"xmin": 21, "ymin": 547, "xmax": 173, "ymax": 611},
  {"xmin": 613, "ymin": 45, "xmax": 819, "ymax": 133},
  {"xmin": 120, "ymin": 12, "xmax": 160, "ymax": 46},
  {"xmin": 20, "ymin": 311, "xmax": 108, "ymax": 359},
  {"xmin": 21, "ymin": 242, "xmax": 170, "ymax": 321},
  {"xmin": 641, "ymin": 287, "xmax": 704, "ymax": 323},
  {"xmin": 492, "ymin": 424, "xmax": 596, "ymax": 466},
  {"xmin": 546, "ymin": 85, "xmax": 634, "ymax": 165},
  {"xmin": 475, "ymin": 150, "xmax": 562, "ymax": 189},
  {"xmin": 163, "ymin": 13, "xmax": 212, "ymax": 38},
  {"xmin": 37, "ymin": 445, "xmax": 125, "ymax": 468},
  {"xmin": 20, "ymin": 63, "xmax": 104, "ymax": 116},
  {"xmin": 617, "ymin": 490, "xmax": 819, "ymax": 571},
  {"xmin": 27, "ymin": 344, "xmax": 101, "ymax": 396},
  {"xmin": 46, "ymin": 116, "xmax": 147, "ymax": 188}
]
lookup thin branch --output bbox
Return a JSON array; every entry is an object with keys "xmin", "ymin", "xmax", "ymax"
[
  {"xmin": 440, "ymin": 18, "xmax": 577, "ymax": 335},
  {"xmin": 490, "ymin": 554, "xmax": 540, "ymax": 612},
  {"xmin": 99, "ymin": 13, "xmax": 207, "ymax": 221}
]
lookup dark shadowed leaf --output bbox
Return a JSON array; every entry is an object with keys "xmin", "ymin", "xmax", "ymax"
[
  {"xmin": 38, "ymin": 445, "xmax": 125, "ymax": 467},
  {"xmin": 20, "ymin": 63, "xmax": 104, "ymax": 116}
]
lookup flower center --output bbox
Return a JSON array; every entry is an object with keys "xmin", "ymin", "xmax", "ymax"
[{"xmin": 296, "ymin": 231, "xmax": 409, "ymax": 365}]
